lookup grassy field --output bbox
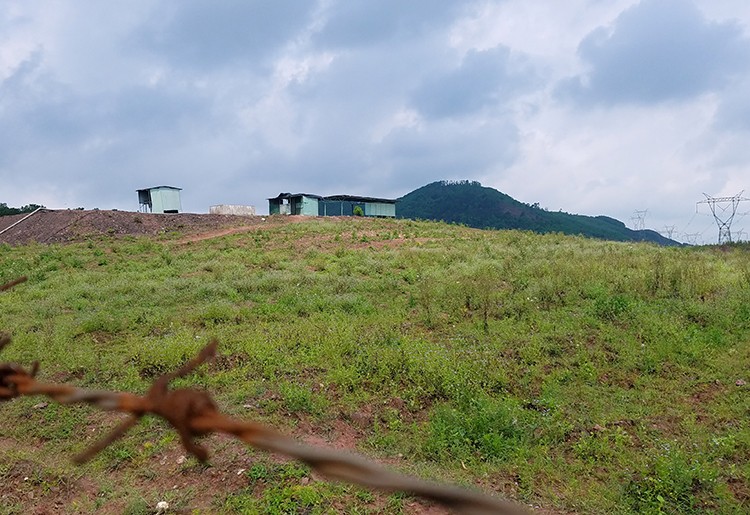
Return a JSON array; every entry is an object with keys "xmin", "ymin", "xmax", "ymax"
[{"xmin": 1, "ymin": 216, "xmax": 749, "ymax": 514}]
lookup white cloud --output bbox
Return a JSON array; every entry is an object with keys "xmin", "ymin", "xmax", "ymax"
[
  {"xmin": 494, "ymin": 95, "xmax": 722, "ymax": 229},
  {"xmin": 558, "ymin": 0, "xmax": 750, "ymax": 105},
  {"xmin": 410, "ymin": 45, "xmax": 537, "ymax": 119},
  {"xmin": 133, "ymin": 0, "xmax": 318, "ymax": 71},
  {"xmin": 449, "ymin": 0, "xmax": 636, "ymax": 75},
  {"xmin": 1, "ymin": 0, "xmax": 749, "ymax": 246}
]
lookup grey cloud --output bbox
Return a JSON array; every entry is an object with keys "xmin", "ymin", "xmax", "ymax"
[
  {"xmin": 290, "ymin": 40, "xmax": 436, "ymax": 109},
  {"xmin": 248, "ymin": 118, "xmax": 520, "ymax": 205},
  {"xmin": 1, "ymin": 51, "xmax": 211, "ymax": 145},
  {"xmin": 375, "ymin": 119, "xmax": 520, "ymax": 190},
  {"xmin": 714, "ymin": 77, "xmax": 750, "ymax": 131},
  {"xmin": 276, "ymin": 38, "xmax": 521, "ymax": 194},
  {"xmin": 133, "ymin": 0, "xmax": 317, "ymax": 70},
  {"xmin": 104, "ymin": 86, "xmax": 212, "ymax": 135},
  {"xmin": 313, "ymin": 0, "xmax": 467, "ymax": 48},
  {"xmin": 0, "ymin": 51, "xmax": 89, "ymax": 162},
  {"xmin": 0, "ymin": 5, "xmax": 31, "ymax": 34},
  {"xmin": 558, "ymin": 0, "xmax": 750, "ymax": 105},
  {"xmin": 228, "ymin": 3, "xmax": 524, "ymax": 204},
  {"xmin": 0, "ymin": 47, "xmax": 215, "ymax": 188},
  {"xmin": 2, "ymin": 1, "xmax": 524, "ymax": 213},
  {"xmin": 231, "ymin": 71, "xmax": 521, "ymax": 203},
  {"xmin": 410, "ymin": 46, "xmax": 536, "ymax": 119}
]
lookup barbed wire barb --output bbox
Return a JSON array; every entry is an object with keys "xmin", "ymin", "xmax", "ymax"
[{"xmin": 1, "ymin": 276, "xmax": 525, "ymax": 514}]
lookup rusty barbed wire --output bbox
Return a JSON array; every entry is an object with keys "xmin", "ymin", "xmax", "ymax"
[
  {"xmin": 0, "ymin": 277, "xmax": 525, "ymax": 514},
  {"xmin": 0, "ymin": 275, "xmax": 27, "ymax": 292}
]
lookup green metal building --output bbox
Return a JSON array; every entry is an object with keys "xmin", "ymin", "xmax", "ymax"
[
  {"xmin": 319, "ymin": 195, "xmax": 396, "ymax": 217},
  {"xmin": 268, "ymin": 193, "xmax": 322, "ymax": 216},
  {"xmin": 137, "ymin": 186, "xmax": 182, "ymax": 214},
  {"xmin": 268, "ymin": 193, "xmax": 396, "ymax": 218}
]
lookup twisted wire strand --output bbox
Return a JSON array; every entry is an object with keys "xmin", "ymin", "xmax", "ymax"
[{"xmin": 0, "ymin": 277, "xmax": 526, "ymax": 515}]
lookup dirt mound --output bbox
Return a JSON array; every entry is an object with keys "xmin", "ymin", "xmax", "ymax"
[{"xmin": 0, "ymin": 209, "xmax": 282, "ymax": 246}]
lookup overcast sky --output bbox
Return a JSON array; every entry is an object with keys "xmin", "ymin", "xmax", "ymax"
[{"xmin": 3, "ymin": 0, "xmax": 750, "ymax": 243}]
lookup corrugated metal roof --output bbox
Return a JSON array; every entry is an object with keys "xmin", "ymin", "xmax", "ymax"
[
  {"xmin": 267, "ymin": 193, "xmax": 324, "ymax": 200},
  {"xmin": 268, "ymin": 192, "xmax": 396, "ymax": 203},
  {"xmin": 136, "ymin": 186, "xmax": 182, "ymax": 192},
  {"xmin": 322, "ymin": 195, "xmax": 396, "ymax": 204}
]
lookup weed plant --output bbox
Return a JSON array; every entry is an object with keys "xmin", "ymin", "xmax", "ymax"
[{"xmin": 0, "ymin": 218, "xmax": 749, "ymax": 513}]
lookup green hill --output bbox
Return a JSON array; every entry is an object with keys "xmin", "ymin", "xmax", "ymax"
[
  {"xmin": 398, "ymin": 180, "xmax": 677, "ymax": 244},
  {"xmin": 0, "ymin": 217, "xmax": 748, "ymax": 512}
]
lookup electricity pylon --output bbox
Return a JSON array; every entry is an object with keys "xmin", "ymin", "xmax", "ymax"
[
  {"xmin": 696, "ymin": 192, "xmax": 750, "ymax": 244},
  {"xmin": 663, "ymin": 225, "xmax": 677, "ymax": 239},
  {"xmin": 683, "ymin": 233, "xmax": 700, "ymax": 245},
  {"xmin": 631, "ymin": 210, "xmax": 647, "ymax": 231}
]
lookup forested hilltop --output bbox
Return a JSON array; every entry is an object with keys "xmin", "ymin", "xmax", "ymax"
[{"xmin": 398, "ymin": 180, "xmax": 678, "ymax": 245}]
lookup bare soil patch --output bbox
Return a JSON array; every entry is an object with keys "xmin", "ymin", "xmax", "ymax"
[{"xmin": 0, "ymin": 210, "xmax": 300, "ymax": 246}]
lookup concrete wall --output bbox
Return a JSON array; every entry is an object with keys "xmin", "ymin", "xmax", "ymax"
[{"xmin": 209, "ymin": 205, "xmax": 256, "ymax": 216}]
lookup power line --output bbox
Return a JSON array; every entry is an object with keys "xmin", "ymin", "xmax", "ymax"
[
  {"xmin": 696, "ymin": 192, "xmax": 750, "ymax": 244},
  {"xmin": 683, "ymin": 211, "xmax": 697, "ymax": 232},
  {"xmin": 698, "ymin": 221, "xmax": 718, "ymax": 243}
]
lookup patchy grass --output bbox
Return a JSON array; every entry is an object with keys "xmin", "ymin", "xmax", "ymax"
[{"xmin": 1, "ymin": 217, "xmax": 749, "ymax": 513}]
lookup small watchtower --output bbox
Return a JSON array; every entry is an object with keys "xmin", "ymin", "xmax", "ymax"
[{"xmin": 137, "ymin": 186, "xmax": 182, "ymax": 214}]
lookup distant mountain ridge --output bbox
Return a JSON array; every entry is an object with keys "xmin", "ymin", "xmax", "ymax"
[{"xmin": 397, "ymin": 180, "xmax": 678, "ymax": 245}]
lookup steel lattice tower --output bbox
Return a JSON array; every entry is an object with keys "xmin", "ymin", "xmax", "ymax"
[
  {"xmin": 696, "ymin": 192, "xmax": 750, "ymax": 244},
  {"xmin": 630, "ymin": 210, "xmax": 647, "ymax": 231},
  {"xmin": 683, "ymin": 233, "xmax": 700, "ymax": 245}
]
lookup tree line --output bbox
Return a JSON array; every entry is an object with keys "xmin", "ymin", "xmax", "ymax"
[{"xmin": 0, "ymin": 203, "xmax": 44, "ymax": 217}]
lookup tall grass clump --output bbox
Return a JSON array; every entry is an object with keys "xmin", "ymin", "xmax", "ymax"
[{"xmin": 424, "ymin": 396, "xmax": 534, "ymax": 463}]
